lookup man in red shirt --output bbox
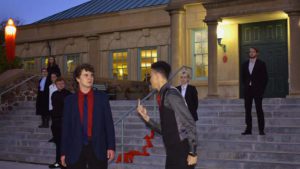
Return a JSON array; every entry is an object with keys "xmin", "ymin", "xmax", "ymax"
[{"xmin": 61, "ymin": 64, "xmax": 115, "ymax": 169}]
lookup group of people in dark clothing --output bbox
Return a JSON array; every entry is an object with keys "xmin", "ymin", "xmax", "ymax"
[
  {"xmin": 34, "ymin": 46, "xmax": 268, "ymax": 169},
  {"xmin": 36, "ymin": 56, "xmax": 71, "ymax": 168}
]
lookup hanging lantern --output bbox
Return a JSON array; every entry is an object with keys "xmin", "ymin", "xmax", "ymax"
[{"xmin": 5, "ymin": 18, "xmax": 17, "ymax": 63}]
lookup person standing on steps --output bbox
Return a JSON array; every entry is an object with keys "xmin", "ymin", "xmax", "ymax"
[
  {"xmin": 46, "ymin": 73, "xmax": 58, "ymax": 129},
  {"xmin": 36, "ymin": 68, "xmax": 51, "ymax": 128},
  {"xmin": 61, "ymin": 64, "xmax": 115, "ymax": 169},
  {"xmin": 49, "ymin": 77, "xmax": 71, "ymax": 169},
  {"xmin": 241, "ymin": 47, "xmax": 268, "ymax": 136},
  {"xmin": 47, "ymin": 56, "xmax": 61, "ymax": 79},
  {"xmin": 137, "ymin": 61, "xmax": 198, "ymax": 169},
  {"xmin": 176, "ymin": 71, "xmax": 199, "ymax": 121}
]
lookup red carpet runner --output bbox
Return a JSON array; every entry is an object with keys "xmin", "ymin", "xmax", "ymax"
[{"xmin": 116, "ymin": 130, "xmax": 155, "ymax": 163}]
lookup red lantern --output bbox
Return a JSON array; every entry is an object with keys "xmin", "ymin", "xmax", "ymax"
[
  {"xmin": 223, "ymin": 53, "xmax": 228, "ymax": 63},
  {"xmin": 5, "ymin": 18, "xmax": 17, "ymax": 63}
]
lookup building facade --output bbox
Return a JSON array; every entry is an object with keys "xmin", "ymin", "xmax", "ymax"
[{"xmin": 16, "ymin": 0, "xmax": 300, "ymax": 98}]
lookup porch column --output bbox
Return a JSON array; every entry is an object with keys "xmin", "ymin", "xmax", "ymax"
[
  {"xmin": 205, "ymin": 19, "xmax": 219, "ymax": 98},
  {"xmin": 168, "ymin": 8, "xmax": 186, "ymax": 83},
  {"xmin": 86, "ymin": 35, "xmax": 101, "ymax": 78},
  {"xmin": 287, "ymin": 11, "xmax": 300, "ymax": 97}
]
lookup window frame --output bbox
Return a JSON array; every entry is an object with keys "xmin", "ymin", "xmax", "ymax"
[
  {"xmin": 138, "ymin": 47, "xmax": 158, "ymax": 81},
  {"xmin": 64, "ymin": 54, "xmax": 80, "ymax": 74},
  {"xmin": 191, "ymin": 28, "xmax": 208, "ymax": 80},
  {"xmin": 110, "ymin": 49, "xmax": 129, "ymax": 80}
]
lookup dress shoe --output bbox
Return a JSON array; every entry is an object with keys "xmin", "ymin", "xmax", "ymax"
[
  {"xmin": 49, "ymin": 162, "xmax": 61, "ymax": 168},
  {"xmin": 259, "ymin": 131, "xmax": 266, "ymax": 135},
  {"xmin": 241, "ymin": 131, "xmax": 252, "ymax": 135},
  {"xmin": 48, "ymin": 138, "xmax": 54, "ymax": 142}
]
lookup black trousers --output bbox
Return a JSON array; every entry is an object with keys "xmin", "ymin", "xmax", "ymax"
[
  {"xmin": 67, "ymin": 143, "xmax": 108, "ymax": 169},
  {"xmin": 165, "ymin": 139, "xmax": 195, "ymax": 169},
  {"xmin": 244, "ymin": 87, "xmax": 265, "ymax": 132},
  {"xmin": 51, "ymin": 118, "xmax": 62, "ymax": 163}
]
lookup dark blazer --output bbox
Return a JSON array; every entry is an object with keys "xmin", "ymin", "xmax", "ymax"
[
  {"xmin": 241, "ymin": 59, "xmax": 268, "ymax": 97},
  {"xmin": 47, "ymin": 64, "xmax": 61, "ymax": 77},
  {"xmin": 176, "ymin": 84, "xmax": 199, "ymax": 121},
  {"xmin": 51, "ymin": 89, "xmax": 71, "ymax": 120},
  {"xmin": 36, "ymin": 77, "xmax": 51, "ymax": 115},
  {"xmin": 61, "ymin": 90, "xmax": 116, "ymax": 165}
]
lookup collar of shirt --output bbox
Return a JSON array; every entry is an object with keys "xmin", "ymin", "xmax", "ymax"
[
  {"xmin": 181, "ymin": 84, "xmax": 188, "ymax": 90},
  {"xmin": 249, "ymin": 58, "xmax": 257, "ymax": 63},
  {"xmin": 39, "ymin": 77, "xmax": 47, "ymax": 91}
]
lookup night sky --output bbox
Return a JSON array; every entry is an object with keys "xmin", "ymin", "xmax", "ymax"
[{"xmin": 0, "ymin": 0, "xmax": 90, "ymax": 25}]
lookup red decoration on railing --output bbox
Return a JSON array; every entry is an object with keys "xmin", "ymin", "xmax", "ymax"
[
  {"xmin": 4, "ymin": 19, "xmax": 17, "ymax": 63},
  {"xmin": 116, "ymin": 130, "xmax": 155, "ymax": 163}
]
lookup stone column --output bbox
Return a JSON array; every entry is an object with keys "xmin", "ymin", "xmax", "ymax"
[
  {"xmin": 287, "ymin": 11, "xmax": 300, "ymax": 97},
  {"xmin": 168, "ymin": 9, "xmax": 186, "ymax": 84},
  {"xmin": 86, "ymin": 35, "xmax": 101, "ymax": 77},
  {"xmin": 205, "ymin": 19, "xmax": 219, "ymax": 98}
]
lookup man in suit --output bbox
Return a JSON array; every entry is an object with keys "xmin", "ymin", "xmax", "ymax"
[
  {"xmin": 176, "ymin": 71, "xmax": 199, "ymax": 121},
  {"xmin": 241, "ymin": 47, "xmax": 268, "ymax": 136},
  {"xmin": 61, "ymin": 64, "xmax": 115, "ymax": 169},
  {"xmin": 36, "ymin": 68, "xmax": 51, "ymax": 128},
  {"xmin": 137, "ymin": 61, "xmax": 197, "ymax": 169},
  {"xmin": 49, "ymin": 77, "xmax": 71, "ymax": 168}
]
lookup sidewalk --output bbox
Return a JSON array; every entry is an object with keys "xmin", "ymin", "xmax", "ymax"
[{"xmin": 0, "ymin": 161, "xmax": 48, "ymax": 169}]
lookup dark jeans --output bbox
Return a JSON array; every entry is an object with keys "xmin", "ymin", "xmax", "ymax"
[
  {"xmin": 165, "ymin": 139, "xmax": 195, "ymax": 169},
  {"xmin": 51, "ymin": 118, "xmax": 62, "ymax": 163},
  {"xmin": 244, "ymin": 87, "xmax": 265, "ymax": 132},
  {"xmin": 67, "ymin": 142, "xmax": 108, "ymax": 169}
]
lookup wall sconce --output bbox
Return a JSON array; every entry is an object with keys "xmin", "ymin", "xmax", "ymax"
[
  {"xmin": 217, "ymin": 27, "xmax": 226, "ymax": 53},
  {"xmin": 217, "ymin": 26, "xmax": 228, "ymax": 63}
]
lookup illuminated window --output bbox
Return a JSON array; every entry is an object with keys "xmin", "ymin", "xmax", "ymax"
[
  {"xmin": 111, "ymin": 51, "xmax": 128, "ymax": 80},
  {"xmin": 193, "ymin": 29, "xmax": 208, "ymax": 79},
  {"xmin": 139, "ymin": 48, "xmax": 158, "ymax": 81},
  {"xmin": 41, "ymin": 57, "xmax": 48, "ymax": 69},
  {"xmin": 23, "ymin": 58, "xmax": 35, "ymax": 71},
  {"xmin": 65, "ymin": 54, "xmax": 79, "ymax": 74}
]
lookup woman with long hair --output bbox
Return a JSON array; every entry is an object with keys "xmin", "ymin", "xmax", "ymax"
[{"xmin": 47, "ymin": 56, "xmax": 61, "ymax": 78}]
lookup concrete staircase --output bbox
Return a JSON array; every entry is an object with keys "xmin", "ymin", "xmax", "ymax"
[{"xmin": 0, "ymin": 99, "xmax": 300, "ymax": 169}]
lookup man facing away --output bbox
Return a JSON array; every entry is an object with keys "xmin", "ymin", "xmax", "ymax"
[
  {"xmin": 61, "ymin": 64, "xmax": 115, "ymax": 169},
  {"xmin": 241, "ymin": 47, "xmax": 268, "ymax": 135},
  {"xmin": 176, "ymin": 71, "xmax": 199, "ymax": 121},
  {"xmin": 137, "ymin": 61, "xmax": 198, "ymax": 169},
  {"xmin": 49, "ymin": 77, "xmax": 71, "ymax": 168}
]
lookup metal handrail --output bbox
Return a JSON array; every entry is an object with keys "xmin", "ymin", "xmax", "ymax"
[
  {"xmin": 0, "ymin": 75, "xmax": 38, "ymax": 104},
  {"xmin": 114, "ymin": 65, "xmax": 192, "ymax": 166},
  {"xmin": 113, "ymin": 65, "xmax": 192, "ymax": 125}
]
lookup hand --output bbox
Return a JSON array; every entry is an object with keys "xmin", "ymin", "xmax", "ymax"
[
  {"xmin": 107, "ymin": 149, "xmax": 115, "ymax": 161},
  {"xmin": 137, "ymin": 99, "xmax": 150, "ymax": 122},
  {"xmin": 187, "ymin": 155, "xmax": 197, "ymax": 166},
  {"xmin": 61, "ymin": 155, "xmax": 67, "ymax": 167}
]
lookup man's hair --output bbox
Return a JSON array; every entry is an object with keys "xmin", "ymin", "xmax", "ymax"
[
  {"xmin": 250, "ymin": 47, "xmax": 259, "ymax": 53},
  {"xmin": 55, "ymin": 77, "xmax": 65, "ymax": 83},
  {"xmin": 151, "ymin": 61, "xmax": 171, "ymax": 79},
  {"xmin": 73, "ymin": 63, "xmax": 95, "ymax": 88}
]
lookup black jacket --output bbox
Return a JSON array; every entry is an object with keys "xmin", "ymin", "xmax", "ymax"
[
  {"xmin": 241, "ymin": 59, "xmax": 268, "ymax": 97},
  {"xmin": 36, "ymin": 77, "xmax": 51, "ymax": 115},
  {"xmin": 147, "ymin": 84, "xmax": 197, "ymax": 155},
  {"xmin": 47, "ymin": 64, "xmax": 61, "ymax": 77},
  {"xmin": 176, "ymin": 84, "xmax": 199, "ymax": 121},
  {"xmin": 51, "ymin": 89, "xmax": 71, "ymax": 119}
]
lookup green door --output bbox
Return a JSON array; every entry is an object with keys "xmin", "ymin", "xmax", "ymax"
[{"xmin": 239, "ymin": 20, "xmax": 288, "ymax": 98}]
